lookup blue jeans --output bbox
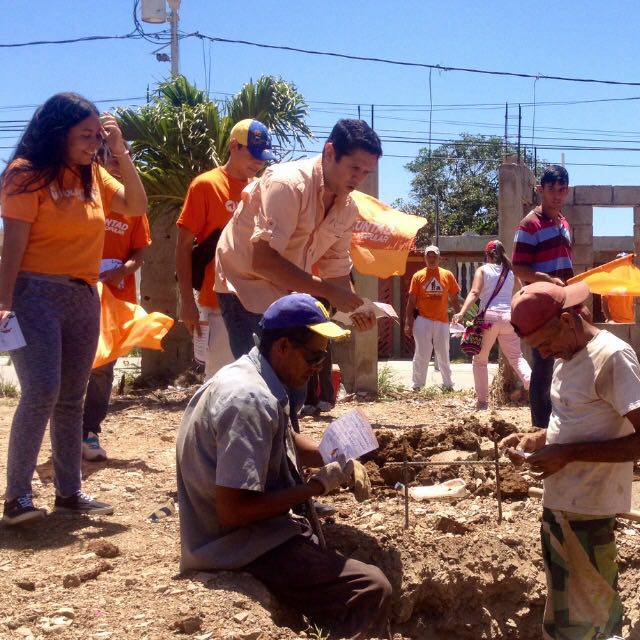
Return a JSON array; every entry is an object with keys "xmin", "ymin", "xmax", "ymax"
[
  {"xmin": 530, "ymin": 347, "xmax": 553, "ymax": 428},
  {"xmin": 217, "ymin": 293, "xmax": 262, "ymax": 359},
  {"xmin": 82, "ymin": 360, "xmax": 116, "ymax": 437},
  {"xmin": 218, "ymin": 292, "xmax": 305, "ymax": 431},
  {"xmin": 7, "ymin": 276, "xmax": 100, "ymax": 500}
]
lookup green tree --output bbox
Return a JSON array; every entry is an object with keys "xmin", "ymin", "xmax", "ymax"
[
  {"xmin": 117, "ymin": 75, "xmax": 312, "ymax": 380},
  {"xmin": 396, "ymin": 134, "xmax": 518, "ymax": 240}
]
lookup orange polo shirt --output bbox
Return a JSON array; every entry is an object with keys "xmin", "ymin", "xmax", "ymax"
[
  {"xmin": 177, "ymin": 167, "xmax": 248, "ymax": 308},
  {"xmin": 103, "ymin": 211, "xmax": 151, "ymax": 303},
  {"xmin": 410, "ymin": 266, "xmax": 460, "ymax": 323},
  {"xmin": 1, "ymin": 160, "xmax": 121, "ymax": 284}
]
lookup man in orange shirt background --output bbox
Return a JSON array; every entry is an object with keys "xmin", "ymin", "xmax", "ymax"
[
  {"xmin": 82, "ymin": 148, "xmax": 152, "ymax": 462},
  {"xmin": 176, "ymin": 119, "xmax": 276, "ymax": 379},
  {"xmin": 404, "ymin": 245, "xmax": 461, "ymax": 391}
]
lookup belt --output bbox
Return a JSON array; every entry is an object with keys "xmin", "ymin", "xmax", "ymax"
[{"xmin": 18, "ymin": 272, "xmax": 92, "ymax": 288}]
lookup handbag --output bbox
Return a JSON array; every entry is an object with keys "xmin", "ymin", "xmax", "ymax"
[{"xmin": 460, "ymin": 266, "xmax": 509, "ymax": 357}]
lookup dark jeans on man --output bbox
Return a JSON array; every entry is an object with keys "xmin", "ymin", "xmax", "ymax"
[
  {"xmin": 218, "ymin": 291, "xmax": 304, "ymax": 431},
  {"xmin": 305, "ymin": 343, "xmax": 335, "ymax": 407},
  {"xmin": 245, "ymin": 523, "xmax": 392, "ymax": 639},
  {"xmin": 530, "ymin": 347, "xmax": 554, "ymax": 428},
  {"xmin": 217, "ymin": 292, "xmax": 262, "ymax": 359},
  {"xmin": 82, "ymin": 360, "xmax": 116, "ymax": 437}
]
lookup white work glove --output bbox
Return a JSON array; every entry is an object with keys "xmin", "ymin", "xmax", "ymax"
[
  {"xmin": 310, "ymin": 461, "xmax": 352, "ymax": 495},
  {"xmin": 345, "ymin": 459, "xmax": 372, "ymax": 502}
]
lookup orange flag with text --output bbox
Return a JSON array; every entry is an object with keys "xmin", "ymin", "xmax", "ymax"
[
  {"xmin": 350, "ymin": 191, "xmax": 426, "ymax": 278},
  {"xmin": 568, "ymin": 253, "xmax": 640, "ymax": 295},
  {"xmin": 93, "ymin": 282, "xmax": 174, "ymax": 369}
]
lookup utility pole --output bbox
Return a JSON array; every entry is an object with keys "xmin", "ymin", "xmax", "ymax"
[
  {"xmin": 168, "ymin": 0, "xmax": 181, "ymax": 77},
  {"xmin": 141, "ymin": 0, "xmax": 180, "ymax": 76}
]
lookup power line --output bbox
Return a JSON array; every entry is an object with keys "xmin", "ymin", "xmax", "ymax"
[
  {"xmin": 193, "ymin": 34, "xmax": 640, "ymax": 87},
  {"xmin": 4, "ymin": 25, "xmax": 640, "ymax": 88}
]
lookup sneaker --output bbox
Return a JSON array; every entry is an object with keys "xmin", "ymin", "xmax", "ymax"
[
  {"xmin": 54, "ymin": 491, "xmax": 113, "ymax": 515},
  {"xmin": 412, "ymin": 385, "xmax": 422, "ymax": 392},
  {"xmin": 2, "ymin": 494, "xmax": 47, "ymax": 526},
  {"xmin": 300, "ymin": 404, "xmax": 319, "ymax": 417},
  {"xmin": 82, "ymin": 432, "xmax": 107, "ymax": 462},
  {"xmin": 441, "ymin": 385, "xmax": 455, "ymax": 393},
  {"xmin": 476, "ymin": 401, "xmax": 489, "ymax": 411},
  {"xmin": 317, "ymin": 401, "xmax": 334, "ymax": 412}
]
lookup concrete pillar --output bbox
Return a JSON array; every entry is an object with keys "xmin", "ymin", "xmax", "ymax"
[
  {"xmin": 332, "ymin": 168, "xmax": 380, "ymax": 394},
  {"xmin": 392, "ymin": 275, "xmax": 402, "ymax": 357},
  {"xmin": 498, "ymin": 156, "xmax": 535, "ymax": 255}
]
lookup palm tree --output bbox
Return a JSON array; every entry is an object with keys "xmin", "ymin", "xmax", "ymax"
[{"xmin": 117, "ymin": 75, "xmax": 312, "ymax": 380}]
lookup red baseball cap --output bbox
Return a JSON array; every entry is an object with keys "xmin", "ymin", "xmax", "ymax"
[
  {"xmin": 485, "ymin": 240, "xmax": 498, "ymax": 253},
  {"xmin": 511, "ymin": 281, "xmax": 590, "ymax": 337}
]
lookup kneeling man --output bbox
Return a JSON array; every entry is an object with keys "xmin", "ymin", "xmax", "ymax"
[{"xmin": 176, "ymin": 293, "xmax": 391, "ymax": 639}]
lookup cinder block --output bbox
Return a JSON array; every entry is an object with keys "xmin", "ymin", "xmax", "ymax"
[
  {"xmin": 565, "ymin": 186, "xmax": 574, "ymax": 205},
  {"xmin": 613, "ymin": 186, "xmax": 640, "ymax": 206},
  {"xmin": 634, "ymin": 207, "xmax": 640, "ymax": 225},
  {"xmin": 574, "ymin": 186, "xmax": 613, "ymax": 206},
  {"xmin": 563, "ymin": 205, "xmax": 593, "ymax": 225},
  {"xmin": 572, "ymin": 224, "xmax": 593, "ymax": 245},
  {"xmin": 571, "ymin": 245, "xmax": 593, "ymax": 264}
]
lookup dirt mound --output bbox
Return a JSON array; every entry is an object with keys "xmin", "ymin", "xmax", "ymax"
[{"xmin": 2, "ymin": 394, "xmax": 640, "ymax": 639}]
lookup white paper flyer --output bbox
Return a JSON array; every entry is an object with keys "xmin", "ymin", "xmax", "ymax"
[
  {"xmin": 0, "ymin": 315, "xmax": 26, "ymax": 351},
  {"xmin": 319, "ymin": 408, "xmax": 379, "ymax": 465}
]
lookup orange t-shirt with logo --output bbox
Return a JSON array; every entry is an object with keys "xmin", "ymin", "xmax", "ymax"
[
  {"xmin": 176, "ymin": 167, "xmax": 248, "ymax": 308},
  {"xmin": 410, "ymin": 266, "xmax": 461, "ymax": 322},
  {"xmin": 103, "ymin": 211, "xmax": 151, "ymax": 303},
  {"xmin": 1, "ymin": 161, "xmax": 121, "ymax": 284}
]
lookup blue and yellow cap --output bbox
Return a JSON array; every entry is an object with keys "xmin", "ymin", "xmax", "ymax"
[
  {"xmin": 230, "ymin": 118, "xmax": 278, "ymax": 162},
  {"xmin": 261, "ymin": 293, "xmax": 351, "ymax": 340}
]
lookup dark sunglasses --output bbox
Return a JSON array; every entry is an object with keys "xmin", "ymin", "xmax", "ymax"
[{"xmin": 290, "ymin": 340, "xmax": 328, "ymax": 366}]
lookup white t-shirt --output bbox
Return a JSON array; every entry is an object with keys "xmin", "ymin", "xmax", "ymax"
[
  {"xmin": 478, "ymin": 264, "xmax": 514, "ymax": 313},
  {"xmin": 543, "ymin": 330, "xmax": 640, "ymax": 516}
]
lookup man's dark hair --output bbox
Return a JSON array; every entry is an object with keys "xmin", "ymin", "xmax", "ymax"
[
  {"xmin": 540, "ymin": 164, "xmax": 569, "ymax": 187},
  {"xmin": 326, "ymin": 119, "xmax": 382, "ymax": 162},
  {"xmin": 258, "ymin": 326, "xmax": 316, "ymax": 359}
]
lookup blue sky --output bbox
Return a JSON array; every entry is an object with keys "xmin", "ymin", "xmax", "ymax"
[{"xmin": 2, "ymin": 0, "xmax": 640, "ymax": 235}]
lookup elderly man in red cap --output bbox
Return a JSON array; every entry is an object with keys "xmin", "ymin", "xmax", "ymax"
[{"xmin": 504, "ymin": 281, "xmax": 640, "ymax": 640}]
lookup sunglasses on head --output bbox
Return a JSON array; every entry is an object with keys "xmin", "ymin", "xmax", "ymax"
[{"xmin": 290, "ymin": 340, "xmax": 328, "ymax": 366}]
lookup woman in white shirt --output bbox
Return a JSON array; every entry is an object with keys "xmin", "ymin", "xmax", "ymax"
[{"xmin": 452, "ymin": 240, "xmax": 531, "ymax": 410}]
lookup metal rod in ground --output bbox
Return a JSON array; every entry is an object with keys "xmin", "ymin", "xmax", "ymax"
[
  {"xmin": 494, "ymin": 441, "xmax": 502, "ymax": 524},
  {"xmin": 403, "ymin": 439, "xmax": 409, "ymax": 530}
]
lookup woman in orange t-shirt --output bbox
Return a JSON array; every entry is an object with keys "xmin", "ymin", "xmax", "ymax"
[{"xmin": 0, "ymin": 92, "xmax": 147, "ymax": 525}]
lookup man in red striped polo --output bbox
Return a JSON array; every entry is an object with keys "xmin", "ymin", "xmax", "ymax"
[{"xmin": 512, "ymin": 165, "xmax": 572, "ymax": 430}]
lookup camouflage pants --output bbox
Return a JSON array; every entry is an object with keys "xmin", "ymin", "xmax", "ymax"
[{"xmin": 541, "ymin": 507, "xmax": 623, "ymax": 640}]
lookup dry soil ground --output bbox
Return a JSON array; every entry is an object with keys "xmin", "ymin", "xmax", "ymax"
[{"xmin": 1, "ymin": 387, "xmax": 640, "ymax": 640}]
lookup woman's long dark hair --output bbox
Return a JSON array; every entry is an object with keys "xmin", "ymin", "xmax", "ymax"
[
  {"xmin": 486, "ymin": 240, "xmax": 512, "ymax": 271},
  {"xmin": 0, "ymin": 92, "xmax": 100, "ymax": 201}
]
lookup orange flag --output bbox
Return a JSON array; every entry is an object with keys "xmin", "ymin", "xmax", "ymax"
[
  {"xmin": 350, "ymin": 191, "xmax": 426, "ymax": 278},
  {"xmin": 568, "ymin": 253, "xmax": 640, "ymax": 295},
  {"xmin": 93, "ymin": 282, "xmax": 174, "ymax": 369}
]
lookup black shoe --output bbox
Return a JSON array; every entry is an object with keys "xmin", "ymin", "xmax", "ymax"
[
  {"xmin": 54, "ymin": 491, "xmax": 113, "ymax": 515},
  {"xmin": 312, "ymin": 501, "xmax": 337, "ymax": 518},
  {"xmin": 2, "ymin": 495, "xmax": 47, "ymax": 526}
]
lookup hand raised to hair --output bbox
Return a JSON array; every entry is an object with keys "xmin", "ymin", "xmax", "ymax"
[{"xmin": 99, "ymin": 112, "xmax": 127, "ymax": 157}]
